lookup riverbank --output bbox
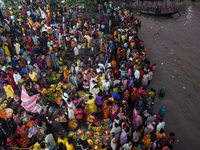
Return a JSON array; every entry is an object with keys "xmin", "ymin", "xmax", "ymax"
[{"xmin": 137, "ymin": 5, "xmax": 200, "ymax": 149}]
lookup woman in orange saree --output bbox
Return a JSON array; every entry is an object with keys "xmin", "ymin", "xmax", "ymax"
[
  {"xmin": 16, "ymin": 134, "xmax": 30, "ymax": 148},
  {"xmin": 102, "ymin": 101, "xmax": 111, "ymax": 119}
]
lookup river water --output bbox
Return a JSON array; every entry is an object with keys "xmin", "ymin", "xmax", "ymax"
[{"xmin": 136, "ymin": 4, "xmax": 200, "ymax": 149}]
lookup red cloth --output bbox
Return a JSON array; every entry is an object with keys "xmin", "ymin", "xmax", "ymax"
[{"xmin": 47, "ymin": 17, "xmax": 50, "ymax": 27}]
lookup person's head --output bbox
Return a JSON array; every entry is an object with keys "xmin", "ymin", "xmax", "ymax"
[
  {"xmin": 125, "ymin": 127, "xmax": 129, "ymax": 132},
  {"xmin": 14, "ymin": 70, "xmax": 18, "ymax": 74},
  {"xmin": 168, "ymin": 144, "xmax": 173, "ymax": 149},
  {"xmin": 40, "ymin": 142, "xmax": 45, "ymax": 149},
  {"xmin": 58, "ymin": 142, "xmax": 63, "ymax": 149},
  {"xmin": 115, "ymin": 115, "xmax": 120, "ymax": 120},
  {"xmin": 149, "ymin": 112, "xmax": 153, "ymax": 116},
  {"xmin": 68, "ymin": 137, "xmax": 73, "ymax": 144},
  {"xmin": 170, "ymin": 132, "xmax": 175, "ymax": 138},
  {"xmin": 105, "ymin": 78, "xmax": 108, "ymax": 82},
  {"xmin": 159, "ymin": 118, "xmax": 163, "ymax": 123},
  {"xmin": 136, "ymin": 129, "xmax": 140, "ymax": 133},
  {"xmin": 16, "ymin": 134, "xmax": 21, "ymax": 139},
  {"xmin": 67, "ymin": 99, "xmax": 71, "ymax": 103},
  {"xmin": 111, "ymin": 133, "xmax": 115, "ymax": 138},
  {"xmin": 38, "ymin": 122, "xmax": 42, "ymax": 127},
  {"xmin": 44, "ymin": 130, "xmax": 49, "ymax": 135},
  {"xmin": 114, "ymin": 123, "xmax": 119, "ymax": 128},
  {"xmin": 160, "ymin": 128, "xmax": 164, "ymax": 133},
  {"xmin": 102, "ymin": 144, "xmax": 106, "ymax": 149},
  {"xmin": 36, "ymin": 100, "xmax": 40, "ymax": 104},
  {"xmin": 128, "ymin": 141, "xmax": 133, "ymax": 146}
]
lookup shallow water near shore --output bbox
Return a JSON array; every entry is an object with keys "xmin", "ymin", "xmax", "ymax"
[{"xmin": 137, "ymin": 5, "xmax": 200, "ymax": 149}]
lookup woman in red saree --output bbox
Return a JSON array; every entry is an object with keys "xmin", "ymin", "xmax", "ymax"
[
  {"xmin": 47, "ymin": 17, "xmax": 50, "ymax": 27},
  {"xmin": 77, "ymin": 73, "xmax": 83, "ymax": 89},
  {"xmin": 22, "ymin": 8, "xmax": 26, "ymax": 18},
  {"xmin": 6, "ymin": 134, "xmax": 16, "ymax": 148},
  {"xmin": 27, "ymin": 36, "xmax": 33, "ymax": 47},
  {"xmin": 16, "ymin": 123, "xmax": 28, "ymax": 138},
  {"xmin": 102, "ymin": 101, "xmax": 111, "ymax": 119},
  {"xmin": 123, "ymin": 88, "xmax": 129, "ymax": 101},
  {"xmin": 16, "ymin": 134, "xmax": 30, "ymax": 148},
  {"xmin": 112, "ymin": 67, "xmax": 118, "ymax": 77},
  {"xmin": 6, "ymin": 73, "xmax": 17, "ymax": 90}
]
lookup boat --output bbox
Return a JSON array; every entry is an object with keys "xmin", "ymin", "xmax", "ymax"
[{"xmin": 140, "ymin": 8, "xmax": 181, "ymax": 16}]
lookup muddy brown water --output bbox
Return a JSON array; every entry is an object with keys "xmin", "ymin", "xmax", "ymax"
[{"xmin": 136, "ymin": 5, "xmax": 200, "ymax": 149}]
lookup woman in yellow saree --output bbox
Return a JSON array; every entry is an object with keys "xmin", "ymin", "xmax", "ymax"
[{"xmin": 142, "ymin": 134, "xmax": 151, "ymax": 149}]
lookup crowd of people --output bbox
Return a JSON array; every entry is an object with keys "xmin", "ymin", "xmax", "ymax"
[{"xmin": 0, "ymin": 1, "xmax": 179, "ymax": 150}]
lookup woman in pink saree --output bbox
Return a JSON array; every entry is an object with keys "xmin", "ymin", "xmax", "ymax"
[
  {"xmin": 110, "ymin": 103, "xmax": 119, "ymax": 122},
  {"xmin": 37, "ymin": 56, "xmax": 43, "ymax": 68},
  {"xmin": 136, "ymin": 86, "xmax": 146, "ymax": 100},
  {"xmin": 132, "ymin": 108, "xmax": 143, "ymax": 130}
]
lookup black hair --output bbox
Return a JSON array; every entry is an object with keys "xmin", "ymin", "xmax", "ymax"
[
  {"xmin": 102, "ymin": 144, "xmax": 106, "ymax": 149},
  {"xmin": 115, "ymin": 116, "xmax": 120, "ymax": 120},
  {"xmin": 58, "ymin": 142, "xmax": 63, "ymax": 149},
  {"xmin": 38, "ymin": 122, "xmax": 42, "ymax": 127},
  {"xmin": 160, "ymin": 128, "xmax": 164, "ymax": 133},
  {"xmin": 125, "ymin": 127, "xmax": 129, "ymax": 132},
  {"xmin": 168, "ymin": 144, "xmax": 173, "ymax": 149},
  {"xmin": 44, "ymin": 130, "xmax": 49, "ymax": 135},
  {"xmin": 16, "ymin": 134, "xmax": 21, "ymax": 139},
  {"xmin": 40, "ymin": 143, "xmax": 45, "ymax": 148},
  {"xmin": 170, "ymin": 132, "xmax": 175, "ymax": 136},
  {"xmin": 68, "ymin": 137, "xmax": 73, "ymax": 144}
]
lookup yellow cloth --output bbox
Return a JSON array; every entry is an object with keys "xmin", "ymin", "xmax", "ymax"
[
  {"xmin": 155, "ymin": 131, "xmax": 166, "ymax": 142},
  {"xmin": 131, "ymin": 42, "xmax": 135, "ymax": 48},
  {"xmin": 47, "ymin": 10, "xmax": 51, "ymax": 19},
  {"xmin": 33, "ymin": 142, "xmax": 40, "ymax": 150},
  {"xmin": 78, "ymin": 20, "xmax": 81, "ymax": 27},
  {"xmin": 2, "ymin": 45, "xmax": 11, "ymax": 57},
  {"xmin": 63, "ymin": 66, "xmax": 68, "ymax": 78},
  {"xmin": 85, "ymin": 95, "xmax": 97, "ymax": 113},
  {"xmin": 4, "ymin": 85, "xmax": 14, "ymax": 99},
  {"xmin": 22, "ymin": 27, "xmax": 25, "ymax": 34},
  {"xmin": 58, "ymin": 137, "xmax": 67, "ymax": 145},
  {"xmin": 29, "ymin": 72, "xmax": 37, "ymax": 81},
  {"xmin": 113, "ymin": 88, "xmax": 118, "ymax": 93},
  {"xmin": 65, "ymin": 141, "xmax": 75, "ymax": 150},
  {"xmin": 142, "ymin": 134, "xmax": 151, "ymax": 149},
  {"xmin": 121, "ymin": 35, "xmax": 125, "ymax": 43},
  {"xmin": 114, "ymin": 30, "xmax": 117, "ymax": 37},
  {"xmin": 46, "ymin": 4, "xmax": 50, "ymax": 10},
  {"xmin": 10, "ymin": 10, "xmax": 13, "ymax": 16}
]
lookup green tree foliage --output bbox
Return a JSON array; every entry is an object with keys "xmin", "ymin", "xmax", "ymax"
[
  {"xmin": 65, "ymin": 0, "xmax": 97, "ymax": 13},
  {"xmin": 4, "ymin": 0, "xmax": 18, "ymax": 13}
]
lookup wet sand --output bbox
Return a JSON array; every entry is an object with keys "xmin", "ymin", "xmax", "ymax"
[{"xmin": 137, "ymin": 5, "xmax": 200, "ymax": 149}]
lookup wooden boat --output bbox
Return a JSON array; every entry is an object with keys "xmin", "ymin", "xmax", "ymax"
[
  {"xmin": 140, "ymin": 10, "xmax": 180, "ymax": 16},
  {"xmin": 140, "ymin": 8, "xmax": 180, "ymax": 16}
]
